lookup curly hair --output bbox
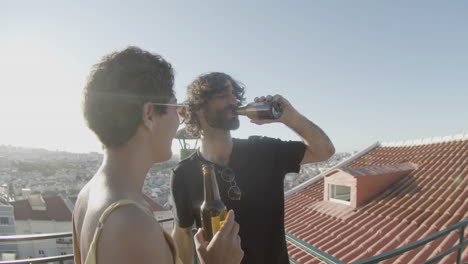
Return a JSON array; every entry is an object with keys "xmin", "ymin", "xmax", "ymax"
[
  {"xmin": 82, "ymin": 46, "xmax": 174, "ymax": 148},
  {"xmin": 184, "ymin": 72, "xmax": 245, "ymax": 137}
]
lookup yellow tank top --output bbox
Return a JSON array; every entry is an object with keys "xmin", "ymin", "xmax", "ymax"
[{"xmin": 73, "ymin": 199, "xmax": 183, "ymax": 264}]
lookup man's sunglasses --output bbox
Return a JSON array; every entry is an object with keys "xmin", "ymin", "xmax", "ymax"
[
  {"xmin": 215, "ymin": 167, "xmax": 242, "ymax": 201},
  {"xmin": 150, "ymin": 102, "xmax": 188, "ymax": 124},
  {"xmin": 196, "ymin": 150, "xmax": 242, "ymax": 201}
]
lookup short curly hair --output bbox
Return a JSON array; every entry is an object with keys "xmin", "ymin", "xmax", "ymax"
[
  {"xmin": 184, "ymin": 72, "xmax": 245, "ymax": 137},
  {"xmin": 82, "ymin": 46, "xmax": 174, "ymax": 148}
]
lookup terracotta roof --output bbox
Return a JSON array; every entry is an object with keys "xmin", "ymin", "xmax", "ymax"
[
  {"xmin": 11, "ymin": 195, "xmax": 72, "ymax": 221},
  {"xmin": 333, "ymin": 162, "xmax": 417, "ymax": 177},
  {"xmin": 285, "ymin": 137, "xmax": 467, "ymax": 264}
]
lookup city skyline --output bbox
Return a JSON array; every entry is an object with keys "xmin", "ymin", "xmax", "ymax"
[{"xmin": 2, "ymin": 1, "xmax": 467, "ymax": 154}]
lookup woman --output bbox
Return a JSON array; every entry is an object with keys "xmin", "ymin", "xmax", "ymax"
[{"xmin": 73, "ymin": 46, "xmax": 243, "ymax": 264}]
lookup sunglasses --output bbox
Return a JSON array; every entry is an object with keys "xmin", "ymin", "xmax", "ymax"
[
  {"xmin": 215, "ymin": 167, "xmax": 242, "ymax": 201},
  {"xmin": 150, "ymin": 102, "xmax": 189, "ymax": 124},
  {"xmin": 196, "ymin": 150, "xmax": 242, "ymax": 201}
]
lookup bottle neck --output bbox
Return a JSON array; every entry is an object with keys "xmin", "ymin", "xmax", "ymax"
[
  {"xmin": 236, "ymin": 106, "xmax": 248, "ymax": 116},
  {"xmin": 203, "ymin": 164, "xmax": 221, "ymax": 201}
]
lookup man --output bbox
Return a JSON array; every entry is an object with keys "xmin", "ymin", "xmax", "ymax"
[{"xmin": 171, "ymin": 72, "xmax": 335, "ymax": 264}]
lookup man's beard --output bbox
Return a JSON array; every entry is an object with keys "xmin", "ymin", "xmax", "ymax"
[{"xmin": 205, "ymin": 106, "xmax": 240, "ymax": 131}]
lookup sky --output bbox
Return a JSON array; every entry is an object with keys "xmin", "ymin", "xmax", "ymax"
[{"xmin": 1, "ymin": 1, "xmax": 467, "ymax": 155}]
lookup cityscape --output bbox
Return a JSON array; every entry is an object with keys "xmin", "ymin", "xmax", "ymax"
[
  {"xmin": 0, "ymin": 145, "xmax": 353, "ymax": 207},
  {"xmin": 0, "ymin": 135, "xmax": 466, "ymax": 263},
  {"xmin": 0, "ymin": 144, "xmax": 353, "ymax": 261}
]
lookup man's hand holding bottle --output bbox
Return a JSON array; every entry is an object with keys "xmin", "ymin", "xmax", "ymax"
[{"xmin": 244, "ymin": 94, "xmax": 301, "ymax": 126}]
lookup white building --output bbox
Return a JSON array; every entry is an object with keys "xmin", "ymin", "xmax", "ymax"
[
  {"xmin": 10, "ymin": 194, "xmax": 73, "ymax": 263},
  {"xmin": 0, "ymin": 198, "xmax": 18, "ymax": 261}
]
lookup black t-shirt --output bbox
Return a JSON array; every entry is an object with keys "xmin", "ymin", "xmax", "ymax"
[{"xmin": 171, "ymin": 136, "xmax": 306, "ymax": 264}]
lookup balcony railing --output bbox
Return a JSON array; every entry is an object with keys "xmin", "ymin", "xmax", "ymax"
[
  {"xmin": 286, "ymin": 232, "xmax": 346, "ymax": 264},
  {"xmin": 352, "ymin": 218, "xmax": 467, "ymax": 264},
  {"xmin": 0, "ymin": 254, "xmax": 74, "ymax": 264},
  {"xmin": 2, "ymin": 218, "xmax": 466, "ymax": 264},
  {"xmin": 286, "ymin": 218, "xmax": 467, "ymax": 264},
  {"xmin": 0, "ymin": 232, "xmax": 73, "ymax": 264}
]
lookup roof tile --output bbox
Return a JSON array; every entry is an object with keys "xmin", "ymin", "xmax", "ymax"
[{"xmin": 285, "ymin": 138, "xmax": 467, "ymax": 263}]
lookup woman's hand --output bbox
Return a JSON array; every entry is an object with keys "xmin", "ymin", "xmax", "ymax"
[{"xmin": 194, "ymin": 210, "xmax": 244, "ymax": 264}]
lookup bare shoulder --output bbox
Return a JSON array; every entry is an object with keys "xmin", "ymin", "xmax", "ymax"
[
  {"xmin": 73, "ymin": 183, "xmax": 91, "ymax": 233},
  {"xmin": 96, "ymin": 204, "xmax": 174, "ymax": 264}
]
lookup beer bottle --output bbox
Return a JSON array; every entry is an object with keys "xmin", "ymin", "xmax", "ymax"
[
  {"xmin": 200, "ymin": 163, "xmax": 228, "ymax": 242},
  {"xmin": 236, "ymin": 101, "xmax": 283, "ymax": 120}
]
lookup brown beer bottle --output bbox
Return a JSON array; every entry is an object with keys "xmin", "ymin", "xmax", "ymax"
[
  {"xmin": 200, "ymin": 163, "xmax": 228, "ymax": 242},
  {"xmin": 236, "ymin": 101, "xmax": 283, "ymax": 120}
]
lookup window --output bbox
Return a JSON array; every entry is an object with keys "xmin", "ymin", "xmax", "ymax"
[
  {"xmin": 1, "ymin": 252, "xmax": 16, "ymax": 261},
  {"xmin": 56, "ymin": 238, "xmax": 72, "ymax": 244},
  {"xmin": 0, "ymin": 217, "xmax": 9, "ymax": 225},
  {"xmin": 329, "ymin": 184, "xmax": 351, "ymax": 205},
  {"xmin": 38, "ymin": 250, "xmax": 45, "ymax": 255}
]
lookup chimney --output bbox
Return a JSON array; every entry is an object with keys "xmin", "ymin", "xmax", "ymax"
[{"xmin": 21, "ymin": 188, "xmax": 31, "ymax": 199}]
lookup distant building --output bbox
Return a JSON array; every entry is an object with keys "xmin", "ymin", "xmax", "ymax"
[
  {"xmin": 0, "ymin": 198, "xmax": 18, "ymax": 261},
  {"xmin": 284, "ymin": 173, "xmax": 299, "ymax": 190},
  {"xmin": 21, "ymin": 188, "xmax": 31, "ymax": 199},
  {"xmin": 10, "ymin": 194, "xmax": 73, "ymax": 263}
]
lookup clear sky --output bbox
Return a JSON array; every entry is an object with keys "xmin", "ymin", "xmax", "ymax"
[{"xmin": 1, "ymin": 1, "xmax": 467, "ymax": 155}]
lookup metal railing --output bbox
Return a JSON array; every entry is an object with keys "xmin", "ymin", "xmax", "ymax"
[
  {"xmin": 0, "ymin": 254, "xmax": 74, "ymax": 264},
  {"xmin": 352, "ymin": 218, "xmax": 467, "ymax": 264},
  {"xmin": 286, "ymin": 232, "xmax": 346, "ymax": 264},
  {"xmin": 3, "ymin": 218, "xmax": 466, "ymax": 264},
  {"xmin": 0, "ymin": 232, "xmax": 72, "ymax": 243},
  {"xmin": 286, "ymin": 218, "xmax": 467, "ymax": 264}
]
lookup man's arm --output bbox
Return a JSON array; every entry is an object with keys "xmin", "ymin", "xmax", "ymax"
[
  {"xmin": 172, "ymin": 225, "xmax": 194, "ymax": 264},
  {"xmin": 170, "ymin": 168, "xmax": 196, "ymax": 263},
  {"xmin": 283, "ymin": 111, "xmax": 335, "ymax": 164},
  {"xmin": 252, "ymin": 95, "xmax": 335, "ymax": 164}
]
